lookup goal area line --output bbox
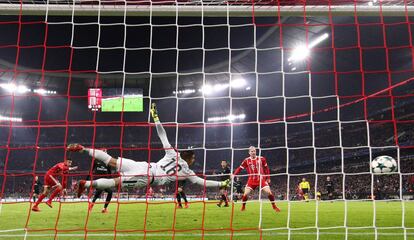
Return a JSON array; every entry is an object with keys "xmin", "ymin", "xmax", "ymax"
[{"xmin": 0, "ymin": 4, "xmax": 413, "ymax": 16}]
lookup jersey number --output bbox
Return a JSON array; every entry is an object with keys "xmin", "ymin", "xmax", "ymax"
[{"xmin": 160, "ymin": 158, "xmax": 182, "ymax": 175}]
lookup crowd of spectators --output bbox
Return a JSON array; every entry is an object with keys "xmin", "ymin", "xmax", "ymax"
[
  {"xmin": 1, "ymin": 97, "xmax": 413, "ymax": 201},
  {"xmin": 1, "ymin": 168, "xmax": 413, "ymax": 201}
]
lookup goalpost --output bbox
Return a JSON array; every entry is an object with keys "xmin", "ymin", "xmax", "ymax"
[{"xmin": 0, "ymin": 0, "xmax": 413, "ymax": 239}]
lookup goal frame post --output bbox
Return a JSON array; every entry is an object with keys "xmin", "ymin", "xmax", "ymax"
[{"xmin": 0, "ymin": 4, "xmax": 413, "ymax": 17}]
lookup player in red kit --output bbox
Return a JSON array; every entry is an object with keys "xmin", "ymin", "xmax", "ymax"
[
  {"xmin": 233, "ymin": 146, "xmax": 280, "ymax": 212},
  {"xmin": 31, "ymin": 158, "xmax": 77, "ymax": 212}
]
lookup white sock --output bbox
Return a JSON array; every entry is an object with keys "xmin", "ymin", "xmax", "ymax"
[
  {"xmin": 91, "ymin": 179, "xmax": 116, "ymax": 190},
  {"xmin": 85, "ymin": 181, "xmax": 91, "ymax": 188},
  {"xmin": 86, "ymin": 148, "xmax": 112, "ymax": 166}
]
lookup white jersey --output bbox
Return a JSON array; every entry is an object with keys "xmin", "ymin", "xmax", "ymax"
[
  {"xmin": 144, "ymin": 121, "xmax": 222, "ymax": 188},
  {"xmin": 86, "ymin": 144, "xmax": 221, "ymax": 189},
  {"xmin": 153, "ymin": 149, "xmax": 194, "ymax": 186}
]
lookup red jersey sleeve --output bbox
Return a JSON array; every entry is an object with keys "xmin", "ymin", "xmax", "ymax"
[
  {"xmin": 233, "ymin": 159, "xmax": 247, "ymax": 176},
  {"xmin": 61, "ymin": 164, "xmax": 69, "ymax": 173},
  {"xmin": 47, "ymin": 163, "xmax": 59, "ymax": 176},
  {"xmin": 262, "ymin": 157, "xmax": 270, "ymax": 180}
]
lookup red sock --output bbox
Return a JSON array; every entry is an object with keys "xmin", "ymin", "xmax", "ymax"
[
  {"xmin": 34, "ymin": 194, "xmax": 46, "ymax": 206},
  {"xmin": 48, "ymin": 188, "xmax": 61, "ymax": 202},
  {"xmin": 268, "ymin": 194, "xmax": 276, "ymax": 207},
  {"xmin": 242, "ymin": 195, "xmax": 248, "ymax": 207}
]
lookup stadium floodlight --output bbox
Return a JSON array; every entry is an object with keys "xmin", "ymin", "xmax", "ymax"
[
  {"xmin": 0, "ymin": 83, "xmax": 31, "ymax": 94},
  {"xmin": 288, "ymin": 45, "xmax": 310, "ymax": 62},
  {"xmin": 17, "ymin": 85, "xmax": 31, "ymax": 94},
  {"xmin": 0, "ymin": 115, "xmax": 22, "ymax": 122},
  {"xmin": 34, "ymin": 89, "xmax": 47, "ymax": 95},
  {"xmin": 34, "ymin": 89, "xmax": 57, "ymax": 95},
  {"xmin": 231, "ymin": 78, "xmax": 247, "ymax": 88},
  {"xmin": 0, "ymin": 83, "xmax": 15, "ymax": 92},
  {"xmin": 213, "ymin": 83, "xmax": 229, "ymax": 91},
  {"xmin": 173, "ymin": 89, "xmax": 196, "ymax": 95},
  {"xmin": 200, "ymin": 81, "xmax": 249, "ymax": 95},
  {"xmin": 288, "ymin": 33, "xmax": 329, "ymax": 62},
  {"xmin": 208, "ymin": 113, "xmax": 246, "ymax": 122},
  {"xmin": 200, "ymin": 85, "xmax": 213, "ymax": 95},
  {"xmin": 368, "ymin": 0, "xmax": 378, "ymax": 5},
  {"xmin": 200, "ymin": 84, "xmax": 228, "ymax": 95},
  {"xmin": 199, "ymin": 79, "xmax": 249, "ymax": 95}
]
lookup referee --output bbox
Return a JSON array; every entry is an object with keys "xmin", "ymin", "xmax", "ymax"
[
  {"xmin": 88, "ymin": 150, "xmax": 114, "ymax": 213},
  {"xmin": 299, "ymin": 178, "xmax": 311, "ymax": 201}
]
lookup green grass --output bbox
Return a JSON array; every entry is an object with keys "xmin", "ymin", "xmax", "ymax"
[{"xmin": 0, "ymin": 200, "xmax": 413, "ymax": 239}]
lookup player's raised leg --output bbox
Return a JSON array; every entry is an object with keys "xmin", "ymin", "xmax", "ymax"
[{"xmin": 68, "ymin": 144, "xmax": 142, "ymax": 197}]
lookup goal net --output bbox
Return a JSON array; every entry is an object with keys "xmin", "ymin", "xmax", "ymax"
[{"xmin": 0, "ymin": 0, "xmax": 413, "ymax": 239}]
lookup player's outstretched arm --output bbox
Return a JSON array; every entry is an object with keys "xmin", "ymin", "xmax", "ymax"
[
  {"xmin": 150, "ymin": 103, "xmax": 173, "ymax": 150},
  {"xmin": 67, "ymin": 144, "xmax": 115, "ymax": 167},
  {"xmin": 233, "ymin": 160, "xmax": 247, "ymax": 176},
  {"xmin": 69, "ymin": 166, "xmax": 78, "ymax": 171}
]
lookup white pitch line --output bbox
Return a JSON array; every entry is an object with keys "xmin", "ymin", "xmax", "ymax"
[{"xmin": 0, "ymin": 231, "xmax": 412, "ymax": 238}]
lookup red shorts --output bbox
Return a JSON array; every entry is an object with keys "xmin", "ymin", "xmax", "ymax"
[
  {"xmin": 246, "ymin": 180, "xmax": 269, "ymax": 190},
  {"xmin": 44, "ymin": 174, "xmax": 58, "ymax": 187}
]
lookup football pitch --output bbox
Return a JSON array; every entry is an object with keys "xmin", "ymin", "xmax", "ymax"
[{"xmin": 0, "ymin": 200, "xmax": 413, "ymax": 240}]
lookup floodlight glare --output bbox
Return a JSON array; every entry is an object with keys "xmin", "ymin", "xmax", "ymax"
[
  {"xmin": 231, "ymin": 78, "xmax": 247, "ymax": 88},
  {"xmin": 17, "ymin": 85, "xmax": 30, "ymax": 94},
  {"xmin": 34, "ymin": 89, "xmax": 57, "ymax": 95},
  {"xmin": 0, "ymin": 115, "xmax": 22, "ymax": 122},
  {"xmin": 200, "ymin": 85, "xmax": 213, "ymax": 95},
  {"xmin": 308, "ymin": 33, "xmax": 329, "ymax": 48},
  {"xmin": 208, "ymin": 113, "xmax": 246, "ymax": 122},
  {"xmin": 173, "ymin": 89, "xmax": 196, "ymax": 95},
  {"xmin": 288, "ymin": 45, "xmax": 310, "ymax": 62},
  {"xmin": 0, "ymin": 83, "xmax": 31, "ymax": 94},
  {"xmin": 213, "ymin": 83, "xmax": 228, "ymax": 91},
  {"xmin": 288, "ymin": 33, "xmax": 329, "ymax": 62},
  {"xmin": 0, "ymin": 83, "xmax": 17, "ymax": 92}
]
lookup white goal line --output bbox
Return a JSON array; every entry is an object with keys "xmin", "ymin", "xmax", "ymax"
[
  {"xmin": 0, "ymin": 4, "xmax": 413, "ymax": 16},
  {"xmin": 0, "ymin": 231, "xmax": 412, "ymax": 238}
]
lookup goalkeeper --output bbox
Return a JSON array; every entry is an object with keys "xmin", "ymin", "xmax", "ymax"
[{"xmin": 69, "ymin": 103, "xmax": 230, "ymax": 197}]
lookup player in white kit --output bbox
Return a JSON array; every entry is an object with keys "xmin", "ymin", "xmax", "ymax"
[{"xmin": 68, "ymin": 103, "xmax": 229, "ymax": 197}]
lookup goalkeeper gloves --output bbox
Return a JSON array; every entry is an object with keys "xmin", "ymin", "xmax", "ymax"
[
  {"xmin": 220, "ymin": 179, "xmax": 231, "ymax": 188},
  {"xmin": 150, "ymin": 103, "xmax": 159, "ymax": 122},
  {"xmin": 67, "ymin": 143, "xmax": 85, "ymax": 153}
]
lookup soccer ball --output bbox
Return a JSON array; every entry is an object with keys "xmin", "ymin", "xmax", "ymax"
[{"xmin": 371, "ymin": 155, "xmax": 397, "ymax": 174}]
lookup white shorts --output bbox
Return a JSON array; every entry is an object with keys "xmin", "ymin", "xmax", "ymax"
[{"xmin": 116, "ymin": 157, "xmax": 155, "ymax": 189}]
